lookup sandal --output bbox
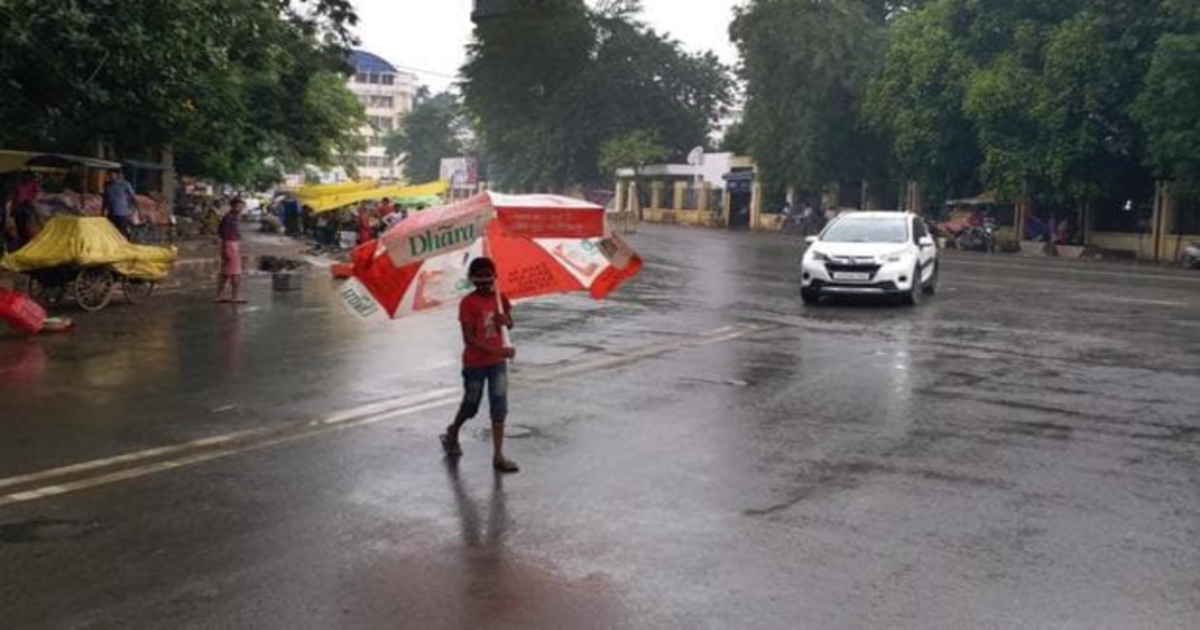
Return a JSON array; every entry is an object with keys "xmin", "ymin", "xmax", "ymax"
[
  {"xmin": 493, "ymin": 458, "xmax": 520, "ymax": 474},
  {"xmin": 440, "ymin": 434, "xmax": 462, "ymax": 457}
]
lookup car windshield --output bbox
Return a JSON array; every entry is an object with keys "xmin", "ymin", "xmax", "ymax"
[{"xmin": 821, "ymin": 217, "xmax": 908, "ymax": 244}]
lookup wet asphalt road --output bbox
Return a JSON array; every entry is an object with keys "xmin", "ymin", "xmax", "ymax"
[{"xmin": 2, "ymin": 225, "xmax": 1200, "ymax": 629}]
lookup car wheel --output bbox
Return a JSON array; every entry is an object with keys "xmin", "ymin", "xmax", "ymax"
[
  {"xmin": 903, "ymin": 264, "xmax": 922, "ymax": 306},
  {"xmin": 922, "ymin": 261, "xmax": 939, "ymax": 296},
  {"xmin": 801, "ymin": 287, "xmax": 821, "ymax": 305}
]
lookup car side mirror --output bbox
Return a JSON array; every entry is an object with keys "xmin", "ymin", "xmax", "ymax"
[
  {"xmin": 804, "ymin": 235, "xmax": 819, "ymax": 246},
  {"xmin": 919, "ymin": 235, "xmax": 935, "ymax": 248}
]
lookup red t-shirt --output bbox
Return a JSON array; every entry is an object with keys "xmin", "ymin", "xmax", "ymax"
[{"xmin": 459, "ymin": 291, "xmax": 512, "ymax": 369}]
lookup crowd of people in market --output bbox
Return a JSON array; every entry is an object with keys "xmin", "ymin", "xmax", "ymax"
[
  {"xmin": 181, "ymin": 191, "xmax": 420, "ymax": 253},
  {"xmin": 2, "ymin": 168, "xmax": 170, "ymax": 255},
  {"xmin": 292, "ymin": 197, "xmax": 409, "ymax": 250}
]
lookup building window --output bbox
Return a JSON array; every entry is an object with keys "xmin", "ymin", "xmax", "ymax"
[
  {"xmin": 382, "ymin": 74, "xmax": 395, "ymax": 86},
  {"xmin": 355, "ymin": 72, "xmax": 368, "ymax": 84},
  {"xmin": 367, "ymin": 115, "xmax": 395, "ymax": 131},
  {"xmin": 368, "ymin": 95, "xmax": 394, "ymax": 109},
  {"xmin": 363, "ymin": 156, "xmax": 388, "ymax": 169}
]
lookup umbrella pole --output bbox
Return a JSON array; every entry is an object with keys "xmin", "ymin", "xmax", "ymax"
[
  {"xmin": 496, "ymin": 282, "xmax": 511, "ymax": 350},
  {"xmin": 485, "ymin": 234, "xmax": 512, "ymax": 353}
]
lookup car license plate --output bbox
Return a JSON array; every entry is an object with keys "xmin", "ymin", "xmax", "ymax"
[{"xmin": 833, "ymin": 272, "xmax": 870, "ymax": 281}]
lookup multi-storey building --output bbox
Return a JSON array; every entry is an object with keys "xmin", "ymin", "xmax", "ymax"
[{"xmin": 347, "ymin": 50, "xmax": 418, "ymax": 181}]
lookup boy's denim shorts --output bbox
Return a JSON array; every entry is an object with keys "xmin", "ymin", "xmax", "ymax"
[{"xmin": 459, "ymin": 363, "xmax": 508, "ymax": 422}]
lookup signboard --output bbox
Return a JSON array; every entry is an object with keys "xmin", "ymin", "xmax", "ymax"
[{"xmin": 439, "ymin": 157, "xmax": 478, "ymax": 189}]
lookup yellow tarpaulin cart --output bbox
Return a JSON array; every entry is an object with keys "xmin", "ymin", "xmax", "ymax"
[{"xmin": 1, "ymin": 217, "xmax": 177, "ymax": 311}]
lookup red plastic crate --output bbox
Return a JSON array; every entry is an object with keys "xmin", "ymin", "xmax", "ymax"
[{"xmin": 0, "ymin": 288, "xmax": 46, "ymax": 335}]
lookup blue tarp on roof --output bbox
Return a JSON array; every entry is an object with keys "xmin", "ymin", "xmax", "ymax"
[{"xmin": 350, "ymin": 50, "xmax": 398, "ymax": 74}]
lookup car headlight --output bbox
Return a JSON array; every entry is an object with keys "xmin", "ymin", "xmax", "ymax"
[
  {"xmin": 879, "ymin": 250, "xmax": 909, "ymax": 263},
  {"xmin": 809, "ymin": 250, "xmax": 830, "ymax": 262}
]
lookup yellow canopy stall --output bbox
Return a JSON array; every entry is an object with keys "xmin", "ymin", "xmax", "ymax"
[
  {"xmin": 294, "ymin": 180, "xmax": 380, "ymax": 201},
  {"xmin": 303, "ymin": 181, "xmax": 449, "ymax": 214}
]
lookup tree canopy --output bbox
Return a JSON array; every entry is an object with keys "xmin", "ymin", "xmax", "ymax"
[
  {"xmin": 731, "ymin": 0, "xmax": 891, "ymax": 195},
  {"xmin": 736, "ymin": 0, "xmax": 1200, "ymax": 203},
  {"xmin": 598, "ymin": 130, "xmax": 670, "ymax": 179},
  {"xmin": 1133, "ymin": 2, "xmax": 1200, "ymax": 195},
  {"xmin": 461, "ymin": 0, "xmax": 732, "ymax": 190},
  {"xmin": 385, "ymin": 91, "xmax": 465, "ymax": 184},
  {"xmin": 0, "ymin": 0, "xmax": 365, "ymax": 186}
]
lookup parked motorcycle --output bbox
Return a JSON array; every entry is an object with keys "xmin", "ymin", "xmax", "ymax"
[
  {"xmin": 955, "ymin": 218, "xmax": 997, "ymax": 253},
  {"xmin": 1183, "ymin": 241, "xmax": 1200, "ymax": 270}
]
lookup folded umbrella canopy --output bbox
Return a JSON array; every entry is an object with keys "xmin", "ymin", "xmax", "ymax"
[{"xmin": 340, "ymin": 192, "xmax": 641, "ymax": 319}]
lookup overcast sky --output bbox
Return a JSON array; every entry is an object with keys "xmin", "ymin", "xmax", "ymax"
[{"xmin": 352, "ymin": 0, "xmax": 743, "ymax": 91}]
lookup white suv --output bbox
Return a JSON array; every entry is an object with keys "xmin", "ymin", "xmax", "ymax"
[{"xmin": 800, "ymin": 211, "xmax": 938, "ymax": 305}]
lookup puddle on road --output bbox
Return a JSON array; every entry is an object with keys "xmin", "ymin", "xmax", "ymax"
[{"xmin": 476, "ymin": 424, "xmax": 540, "ymax": 440}]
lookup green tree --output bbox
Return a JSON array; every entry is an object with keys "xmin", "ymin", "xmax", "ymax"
[
  {"xmin": 599, "ymin": 129, "xmax": 668, "ymax": 217},
  {"xmin": 864, "ymin": 2, "xmax": 980, "ymax": 199},
  {"xmin": 719, "ymin": 121, "xmax": 750, "ymax": 155},
  {"xmin": 731, "ymin": 0, "xmax": 890, "ymax": 195},
  {"xmin": 599, "ymin": 130, "xmax": 669, "ymax": 180},
  {"xmin": 1134, "ymin": 34, "xmax": 1200, "ymax": 193},
  {"xmin": 1133, "ymin": 0, "xmax": 1200, "ymax": 193},
  {"xmin": 588, "ymin": 11, "xmax": 732, "ymax": 160},
  {"xmin": 0, "ymin": 0, "xmax": 365, "ymax": 186},
  {"xmin": 385, "ymin": 91, "xmax": 465, "ymax": 184},
  {"xmin": 462, "ymin": 0, "xmax": 594, "ymax": 190},
  {"xmin": 461, "ymin": 0, "xmax": 730, "ymax": 190},
  {"xmin": 867, "ymin": 0, "xmax": 1176, "ymax": 203}
]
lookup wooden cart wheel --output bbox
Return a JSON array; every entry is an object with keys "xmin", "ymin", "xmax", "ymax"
[
  {"xmin": 75, "ymin": 267, "xmax": 115, "ymax": 312},
  {"xmin": 25, "ymin": 275, "xmax": 65, "ymax": 308},
  {"xmin": 122, "ymin": 277, "xmax": 156, "ymax": 304}
]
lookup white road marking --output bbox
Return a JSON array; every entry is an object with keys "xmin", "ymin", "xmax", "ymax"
[
  {"xmin": 1104, "ymin": 297, "xmax": 1189, "ymax": 307},
  {"xmin": 0, "ymin": 325, "xmax": 766, "ymax": 508},
  {"xmin": 0, "ymin": 398, "xmax": 461, "ymax": 509},
  {"xmin": 0, "ymin": 388, "xmax": 457, "ymax": 491},
  {"xmin": 0, "ymin": 427, "xmax": 274, "ymax": 491}
]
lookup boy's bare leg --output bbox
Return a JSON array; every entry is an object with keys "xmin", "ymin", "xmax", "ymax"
[
  {"xmin": 231, "ymin": 275, "xmax": 244, "ymax": 303},
  {"xmin": 492, "ymin": 419, "xmax": 518, "ymax": 473},
  {"xmin": 215, "ymin": 275, "xmax": 228, "ymax": 302},
  {"xmin": 442, "ymin": 412, "xmax": 469, "ymax": 456},
  {"xmin": 446, "ymin": 412, "xmax": 468, "ymax": 442}
]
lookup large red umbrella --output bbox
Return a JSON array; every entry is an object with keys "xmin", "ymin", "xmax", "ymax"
[{"xmin": 339, "ymin": 192, "xmax": 642, "ymax": 319}]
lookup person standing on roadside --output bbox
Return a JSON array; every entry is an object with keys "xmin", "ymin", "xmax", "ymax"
[
  {"xmin": 11, "ymin": 170, "xmax": 41, "ymax": 247},
  {"xmin": 356, "ymin": 201, "xmax": 374, "ymax": 244},
  {"xmin": 102, "ymin": 170, "xmax": 138, "ymax": 238},
  {"xmin": 441, "ymin": 257, "xmax": 520, "ymax": 474},
  {"xmin": 215, "ymin": 199, "xmax": 246, "ymax": 304},
  {"xmin": 376, "ymin": 197, "xmax": 396, "ymax": 223}
]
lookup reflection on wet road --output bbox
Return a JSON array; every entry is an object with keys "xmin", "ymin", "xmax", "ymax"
[{"xmin": 2, "ymin": 225, "xmax": 1199, "ymax": 629}]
